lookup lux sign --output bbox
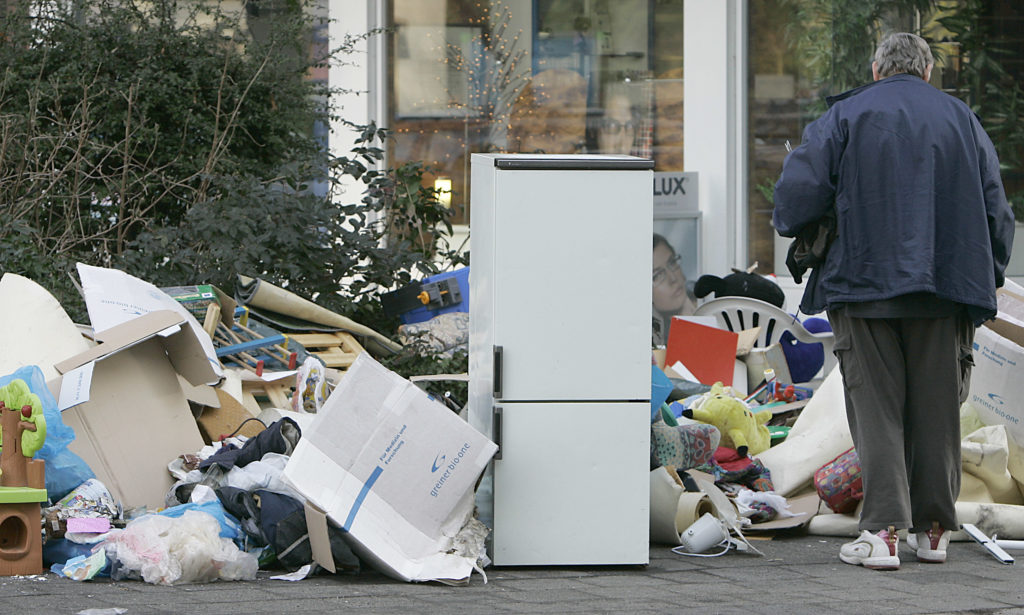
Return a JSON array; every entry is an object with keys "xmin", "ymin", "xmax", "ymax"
[
  {"xmin": 654, "ymin": 174, "xmax": 688, "ymax": 196},
  {"xmin": 653, "ymin": 171, "xmax": 698, "ymax": 215}
]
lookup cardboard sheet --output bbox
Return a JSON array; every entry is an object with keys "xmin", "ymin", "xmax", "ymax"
[
  {"xmin": 283, "ymin": 353, "xmax": 496, "ymax": 582},
  {"xmin": 77, "ymin": 263, "xmax": 223, "ymax": 382},
  {"xmin": 196, "ymin": 388, "xmax": 264, "ymax": 444},
  {"xmin": 687, "ymin": 469, "xmax": 818, "ymax": 532},
  {"xmin": 0, "ymin": 273, "xmax": 91, "ymax": 382}
]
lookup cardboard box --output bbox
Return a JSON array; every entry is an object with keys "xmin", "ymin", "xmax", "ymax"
[
  {"xmin": 196, "ymin": 388, "xmax": 265, "ymax": 445},
  {"xmin": 76, "ymin": 263, "xmax": 223, "ymax": 382},
  {"xmin": 49, "ymin": 310, "xmax": 216, "ymax": 509},
  {"xmin": 970, "ymin": 315, "xmax": 1024, "ymax": 448},
  {"xmin": 283, "ymin": 353, "xmax": 497, "ymax": 582},
  {"xmin": 997, "ymin": 287, "xmax": 1024, "ymax": 323}
]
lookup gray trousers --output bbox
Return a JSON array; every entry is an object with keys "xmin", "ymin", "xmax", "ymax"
[{"xmin": 827, "ymin": 308, "xmax": 975, "ymax": 533}]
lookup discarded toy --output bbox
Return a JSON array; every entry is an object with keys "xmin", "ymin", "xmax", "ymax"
[
  {"xmin": 0, "ymin": 379, "xmax": 48, "ymax": 575},
  {"xmin": 683, "ymin": 383, "xmax": 771, "ymax": 456}
]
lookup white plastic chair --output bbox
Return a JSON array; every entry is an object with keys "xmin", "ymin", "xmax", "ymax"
[{"xmin": 693, "ymin": 296, "xmax": 837, "ymax": 379}]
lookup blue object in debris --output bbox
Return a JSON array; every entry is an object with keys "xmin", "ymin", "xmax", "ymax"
[
  {"xmin": 400, "ymin": 268, "xmax": 470, "ymax": 325},
  {"xmin": 651, "ymin": 365, "xmax": 674, "ymax": 422}
]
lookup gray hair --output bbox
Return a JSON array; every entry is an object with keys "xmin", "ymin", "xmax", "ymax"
[{"xmin": 874, "ymin": 32, "xmax": 933, "ymax": 79}]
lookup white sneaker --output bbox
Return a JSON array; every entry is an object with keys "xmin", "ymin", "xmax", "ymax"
[
  {"xmin": 839, "ymin": 526, "xmax": 900, "ymax": 570},
  {"xmin": 906, "ymin": 522, "xmax": 950, "ymax": 563}
]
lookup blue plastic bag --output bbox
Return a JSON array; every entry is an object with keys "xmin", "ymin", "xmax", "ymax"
[
  {"xmin": 0, "ymin": 365, "xmax": 95, "ymax": 500},
  {"xmin": 156, "ymin": 500, "xmax": 244, "ymax": 543}
]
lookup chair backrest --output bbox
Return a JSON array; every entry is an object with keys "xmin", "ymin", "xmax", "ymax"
[{"xmin": 693, "ymin": 296, "xmax": 836, "ymax": 378}]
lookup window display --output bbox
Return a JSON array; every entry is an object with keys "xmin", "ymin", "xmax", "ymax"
[{"xmin": 386, "ymin": 0, "xmax": 685, "ymax": 224}]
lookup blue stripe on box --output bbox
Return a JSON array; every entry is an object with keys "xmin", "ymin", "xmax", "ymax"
[{"xmin": 343, "ymin": 465, "xmax": 384, "ymax": 531}]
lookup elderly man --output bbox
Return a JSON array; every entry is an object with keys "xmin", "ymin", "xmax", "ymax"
[{"xmin": 773, "ymin": 32, "xmax": 1014, "ymax": 570}]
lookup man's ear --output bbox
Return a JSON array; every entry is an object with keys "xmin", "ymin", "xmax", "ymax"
[
  {"xmin": 924, "ymin": 63, "xmax": 934, "ymax": 82},
  {"xmin": 872, "ymin": 61, "xmax": 881, "ymax": 82}
]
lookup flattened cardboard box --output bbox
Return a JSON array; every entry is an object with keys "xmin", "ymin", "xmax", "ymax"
[
  {"xmin": 283, "ymin": 353, "xmax": 497, "ymax": 582},
  {"xmin": 49, "ymin": 310, "xmax": 216, "ymax": 509}
]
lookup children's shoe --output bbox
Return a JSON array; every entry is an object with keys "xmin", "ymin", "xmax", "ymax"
[
  {"xmin": 906, "ymin": 522, "xmax": 950, "ymax": 563},
  {"xmin": 839, "ymin": 526, "xmax": 900, "ymax": 570}
]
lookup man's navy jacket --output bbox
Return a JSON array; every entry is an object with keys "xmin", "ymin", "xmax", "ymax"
[{"xmin": 773, "ymin": 73, "xmax": 1015, "ymax": 325}]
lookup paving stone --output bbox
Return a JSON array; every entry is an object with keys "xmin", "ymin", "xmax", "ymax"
[{"xmin": 6, "ymin": 535, "xmax": 1024, "ymax": 614}]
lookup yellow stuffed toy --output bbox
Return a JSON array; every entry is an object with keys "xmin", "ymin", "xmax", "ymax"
[{"xmin": 682, "ymin": 382, "xmax": 771, "ymax": 457}]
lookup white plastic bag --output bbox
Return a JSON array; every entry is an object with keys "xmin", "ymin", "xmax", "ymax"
[
  {"xmin": 293, "ymin": 356, "xmax": 328, "ymax": 412},
  {"xmin": 103, "ymin": 510, "xmax": 257, "ymax": 585}
]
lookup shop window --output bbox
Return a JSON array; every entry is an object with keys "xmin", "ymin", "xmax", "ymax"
[
  {"xmin": 748, "ymin": 0, "xmax": 1024, "ymax": 277},
  {"xmin": 386, "ymin": 0, "xmax": 685, "ymax": 224}
]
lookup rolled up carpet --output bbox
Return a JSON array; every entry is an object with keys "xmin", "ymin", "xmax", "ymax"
[{"xmin": 235, "ymin": 275, "xmax": 401, "ymax": 356}]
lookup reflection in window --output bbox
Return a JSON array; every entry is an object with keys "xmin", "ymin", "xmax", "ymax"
[
  {"xmin": 386, "ymin": 0, "xmax": 685, "ymax": 224},
  {"xmin": 748, "ymin": 0, "xmax": 1024, "ymax": 276}
]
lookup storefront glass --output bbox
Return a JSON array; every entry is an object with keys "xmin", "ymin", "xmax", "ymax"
[
  {"xmin": 748, "ymin": 0, "xmax": 1024, "ymax": 276},
  {"xmin": 386, "ymin": 0, "xmax": 686, "ymax": 225}
]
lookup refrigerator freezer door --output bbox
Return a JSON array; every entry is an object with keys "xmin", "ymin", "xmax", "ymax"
[
  {"xmin": 490, "ymin": 167, "xmax": 652, "ymax": 402},
  {"xmin": 491, "ymin": 402, "xmax": 649, "ymax": 566}
]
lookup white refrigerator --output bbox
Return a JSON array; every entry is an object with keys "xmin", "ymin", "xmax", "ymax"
[{"xmin": 469, "ymin": 153, "xmax": 653, "ymax": 566}]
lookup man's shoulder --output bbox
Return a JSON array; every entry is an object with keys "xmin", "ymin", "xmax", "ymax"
[{"xmin": 831, "ymin": 75, "xmax": 973, "ymax": 116}]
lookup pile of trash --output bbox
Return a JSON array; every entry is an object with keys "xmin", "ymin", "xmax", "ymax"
[
  {"xmin": 0, "ymin": 263, "xmax": 492, "ymax": 585},
  {"xmin": 5, "ymin": 258, "xmax": 1024, "ymax": 585},
  {"xmin": 646, "ymin": 275, "xmax": 1024, "ymax": 561}
]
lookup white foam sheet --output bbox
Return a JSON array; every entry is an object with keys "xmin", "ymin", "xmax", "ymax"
[
  {"xmin": 962, "ymin": 425, "xmax": 1024, "ymax": 505},
  {"xmin": 756, "ymin": 369, "xmax": 852, "ymax": 496},
  {"xmin": 809, "ymin": 502, "xmax": 1024, "ymax": 541},
  {"xmin": 807, "ymin": 423, "xmax": 1024, "ymax": 539},
  {"xmin": 0, "ymin": 273, "xmax": 91, "ymax": 381}
]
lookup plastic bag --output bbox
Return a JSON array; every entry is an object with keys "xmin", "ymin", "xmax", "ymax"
[
  {"xmin": 46, "ymin": 478, "xmax": 118, "ymax": 521},
  {"xmin": 57, "ymin": 548, "xmax": 108, "ymax": 581},
  {"xmin": 293, "ymin": 356, "xmax": 328, "ymax": 413},
  {"xmin": 0, "ymin": 365, "xmax": 95, "ymax": 500},
  {"xmin": 156, "ymin": 500, "xmax": 244, "ymax": 542},
  {"xmin": 102, "ymin": 510, "xmax": 257, "ymax": 585}
]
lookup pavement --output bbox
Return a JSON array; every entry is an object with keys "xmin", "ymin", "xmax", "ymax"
[{"xmin": 3, "ymin": 531, "xmax": 1024, "ymax": 615}]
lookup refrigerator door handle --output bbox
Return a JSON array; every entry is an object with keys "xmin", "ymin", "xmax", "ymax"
[
  {"xmin": 493, "ymin": 406, "xmax": 502, "ymax": 460},
  {"xmin": 493, "ymin": 345, "xmax": 503, "ymax": 398}
]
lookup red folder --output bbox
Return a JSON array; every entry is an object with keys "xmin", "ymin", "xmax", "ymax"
[{"xmin": 665, "ymin": 317, "xmax": 738, "ymax": 386}]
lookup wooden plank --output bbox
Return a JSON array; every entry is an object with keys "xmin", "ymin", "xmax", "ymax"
[
  {"xmin": 203, "ymin": 303, "xmax": 221, "ymax": 339},
  {"xmin": 291, "ymin": 332, "xmax": 346, "ymax": 347},
  {"xmin": 264, "ymin": 381, "xmax": 292, "ymax": 410},
  {"xmin": 291, "ymin": 332, "xmax": 366, "ymax": 369},
  {"xmin": 313, "ymin": 348, "xmax": 357, "ymax": 368}
]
